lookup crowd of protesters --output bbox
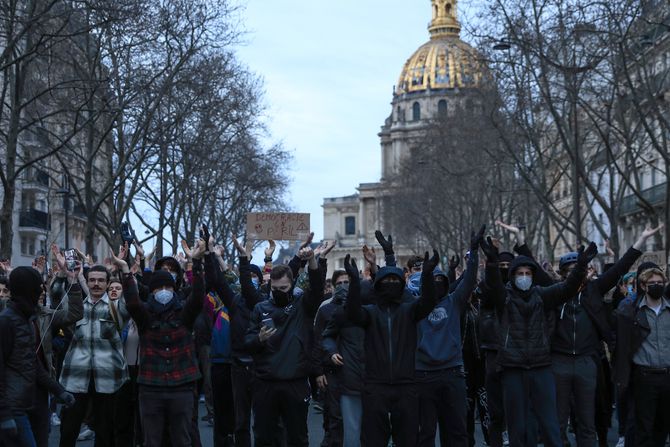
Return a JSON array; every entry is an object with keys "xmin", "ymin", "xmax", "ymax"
[{"xmin": 0, "ymin": 220, "xmax": 668, "ymax": 447}]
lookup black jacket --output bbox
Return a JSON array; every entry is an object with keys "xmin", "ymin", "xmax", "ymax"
[
  {"xmin": 347, "ymin": 267, "xmax": 437, "ymax": 384},
  {"xmin": 322, "ymin": 307, "xmax": 365, "ymax": 395},
  {"xmin": 613, "ymin": 296, "xmax": 654, "ymax": 395},
  {"xmin": 483, "ymin": 258, "xmax": 587, "ymax": 369},
  {"xmin": 0, "ymin": 302, "xmax": 64, "ymax": 421},
  {"xmin": 245, "ymin": 265, "xmax": 324, "ymax": 380}
]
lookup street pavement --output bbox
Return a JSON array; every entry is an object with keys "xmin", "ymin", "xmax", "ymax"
[{"xmin": 48, "ymin": 401, "xmax": 624, "ymax": 446}]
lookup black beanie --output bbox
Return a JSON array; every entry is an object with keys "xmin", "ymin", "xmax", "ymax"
[
  {"xmin": 9, "ymin": 267, "xmax": 43, "ymax": 304},
  {"xmin": 499, "ymin": 252, "xmax": 515, "ymax": 263},
  {"xmin": 149, "ymin": 270, "xmax": 176, "ymax": 292}
]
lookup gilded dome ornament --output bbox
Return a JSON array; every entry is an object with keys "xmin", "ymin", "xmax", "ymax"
[{"xmin": 396, "ymin": 0, "xmax": 484, "ymax": 95}]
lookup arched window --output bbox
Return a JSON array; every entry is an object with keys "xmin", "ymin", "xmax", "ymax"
[
  {"xmin": 446, "ymin": 3, "xmax": 452, "ymax": 15},
  {"xmin": 438, "ymin": 99, "xmax": 448, "ymax": 116},
  {"xmin": 412, "ymin": 102, "xmax": 421, "ymax": 121}
]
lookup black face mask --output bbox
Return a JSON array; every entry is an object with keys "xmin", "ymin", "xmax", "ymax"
[
  {"xmin": 647, "ymin": 284, "xmax": 665, "ymax": 301},
  {"xmin": 435, "ymin": 279, "xmax": 449, "ymax": 299},
  {"xmin": 500, "ymin": 268, "xmax": 510, "ymax": 284},
  {"xmin": 271, "ymin": 289, "xmax": 292, "ymax": 307},
  {"xmin": 377, "ymin": 282, "xmax": 404, "ymax": 304}
]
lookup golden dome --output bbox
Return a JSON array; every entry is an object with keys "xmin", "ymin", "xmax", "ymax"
[{"xmin": 396, "ymin": 1, "xmax": 484, "ymax": 95}]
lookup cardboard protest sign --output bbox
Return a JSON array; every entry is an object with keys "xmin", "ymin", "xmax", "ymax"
[{"xmin": 246, "ymin": 213, "xmax": 310, "ymax": 241}]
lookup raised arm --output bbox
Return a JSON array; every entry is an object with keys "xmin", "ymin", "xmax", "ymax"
[
  {"xmin": 480, "ymin": 236, "xmax": 506, "ymax": 309},
  {"xmin": 204, "ymin": 253, "xmax": 235, "ymax": 310},
  {"xmin": 112, "ymin": 248, "xmax": 149, "ymax": 330},
  {"xmin": 299, "ymin": 246, "xmax": 325, "ymax": 317},
  {"xmin": 414, "ymin": 250, "xmax": 440, "ymax": 321},
  {"xmin": 540, "ymin": 242, "xmax": 598, "ymax": 309},
  {"xmin": 452, "ymin": 227, "xmax": 485, "ymax": 310},
  {"xmin": 50, "ymin": 265, "xmax": 84, "ymax": 328},
  {"xmin": 344, "ymin": 255, "xmax": 369, "ymax": 326},
  {"xmin": 182, "ymin": 239, "xmax": 207, "ymax": 329},
  {"xmin": 375, "ymin": 230, "xmax": 397, "ymax": 267}
]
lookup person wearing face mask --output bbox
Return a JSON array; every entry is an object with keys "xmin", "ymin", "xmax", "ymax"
[
  {"xmin": 0, "ymin": 277, "xmax": 9, "ymax": 312},
  {"xmin": 346, "ymin": 238, "xmax": 440, "ymax": 447},
  {"xmin": 614, "ymin": 266, "xmax": 670, "ymax": 447},
  {"xmin": 0, "ymin": 267, "xmax": 76, "ymax": 447},
  {"xmin": 112, "ymin": 239, "xmax": 207, "ymax": 447},
  {"xmin": 549, "ymin": 227, "xmax": 659, "ymax": 447},
  {"xmin": 244, "ymin": 244, "xmax": 325, "ymax": 447},
  {"xmin": 480, "ymin": 237, "xmax": 598, "ymax": 447},
  {"xmin": 313, "ymin": 270, "xmax": 350, "ymax": 447},
  {"xmin": 414, "ymin": 226, "xmax": 486, "ymax": 447}
]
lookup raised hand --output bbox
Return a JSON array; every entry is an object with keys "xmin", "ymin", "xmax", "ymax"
[
  {"xmin": 200, "ymin": 225, "xmax": 212, "ymax": 252},
  {"xmin": 299, "ymin": 232, "xmax": 315, "ymax": 250},
  {"xmin": 213, "ymin": 245, "xmax": 225, "ymax": 258},
  {"xmin": 495, "ymin": 220, "xmax": 520, "ymax": 234},
  {"xmin": 118, "ymin": 242, "xmax": 129, "ymax": 261},
  {"xmin": 232, "ymin": 234, "xmax": 247, "ymax": 257},
  {"xmin": 110, "ymin": 247, "xmax": 130, "ymax": 274},
  {"xmin": 423, "ymin": 250, "xmax": 440, "ymax": 273},
  {"xmin": 51, "ymin": 244, "xmax": 67, "ymax": 273},
  {"xmin": 362, "ymin": 245, "xmax": 377, "ymax": 266},
  {"xmin": 297, "ymin": 246, "xmax": 314, "ymax": 261},
  {"xmin": 181, "ymin": 240, "xmax": 193, "ymax": 260},
  {"xmin": 264, "ymin": 240, "xmax": 276, "ymax": 259},
  {"xmin": 33, "ymin": 255, "xmax": 46, "ymax": 273},
  {"xmin": 66, "ymin": 261, "xmax": 83, "ymax": 283},
  {"xmin": 375, "ymin": 230, "xmax": 394, "ymax": 255},
  {"xmin": 470, "ymin": 225, "xmax": 486, "ymax": 252},
  {"xmin": 191, "ymin": 239, "xmax": 206, "ymax": 261},
  {"xmin": 577, "ymin": 242, "xmax": 598, "ymax": 267},
  {"xmin": 448, "ymin": 254, "xmax": 460, "ymax": 270},
  {"xmin": 344, "ymin": 254, "xmax": 360, "ymax": 281},
  {"xmin": 480, "ymin": 236, "xmax": 500, "ymax": 263}
]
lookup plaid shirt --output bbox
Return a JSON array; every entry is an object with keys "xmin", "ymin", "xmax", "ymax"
[
  {"xmin": 123, "ymin": 271, "xmax": 203, "ymax": 387},
  {"xmin": 59, "ymin": 294, "xmax": 129, "ymax": 394}
]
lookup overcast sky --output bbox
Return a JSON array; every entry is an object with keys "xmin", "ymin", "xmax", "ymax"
[{"xmin": 236, "ymin": 0, "xmax": 479, "ymax": 241}]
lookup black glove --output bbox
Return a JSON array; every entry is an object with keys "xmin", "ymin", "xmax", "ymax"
[
  {"xmin": 423, "ymin": 249, "xmax": 440, "ymax": 273},
  {"xmin": 448, "ymin": 254, "xmax": 460, "ymax": 270},
  {"xmin": 576, "ymin": 242, "xmax": 598, "ymax": 268},
  {"xmin": 470, "ymin": 225, "xmax": 486, "ymax": 252},
  {"xmin": 58, "ymin": 391, "xmax": 76, "ymax": 408},
  {"xmin": 0, "ymin": 419, "xmax": 17, "ymax": 439},
  {"xmin": 375, "ymin": 231, "xmax": 394, "ymax": 256},
  {"xmin": 479, "ymin": 236, "xmax": 499, "ymax": 263},
  {"xmin": 343, "ymin": 254, "xmax": 360, "ymax": 282}
]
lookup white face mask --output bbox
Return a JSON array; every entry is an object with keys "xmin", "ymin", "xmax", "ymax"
[
  {"xmin": 514, "ymin": 275, "xmax": 533, "ymax": 291},
  {"xmin": 154, "ymin": 289, "xmax": 174, "ymax": 305}
]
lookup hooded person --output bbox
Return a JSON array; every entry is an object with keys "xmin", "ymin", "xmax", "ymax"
[
  {"xmin": 415, "ymin": 226, "xmax": 490, "ymax": 447},
  {"xmin": 480, "ymin": 238, "xmax": 598, "ymax": 447},
  {"xmin": 0, "ymin": 267, "xmax": 75, "ymax": 446},
  {"xmin": 0, "ymin": 276, "xmax": 9, "ymax": 312},
  {"xmin": 346, "ymin": 237, "xmax": 441, "ymax": 447}
]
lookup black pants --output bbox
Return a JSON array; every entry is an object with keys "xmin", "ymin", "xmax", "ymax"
[
  {"xmin": 59, "ymin": 381, "xmax": 116, "ymax": 447},
  {"xmin": 464, "ymin": 352, "xmax": 490, "ymax": 447},
  {"xmin": 252, "ymin": 378, "xmax": 310, "ymax": 447},
  {"xmin": 211, "ymin": 363, "xmax": 235, "ymax": 446},
  {"xmin": 324, "ymin": 372, "xmax": 343, "ymax": 447},
  {"xmin": 362, "ymin": 382, "xmax": 419, "ymax": 447},
  {"xmin": 633, "ymin": 368, "xmax": 670, "ymax": 447},
  {"xmin": 26, "ymin": 387, "xmax": 49, "ymax": 447},
  {"xmin": 138, "ymin": 385, "xmax": 194, "ymax": 447},
  {"xmin": 552, "ymin": 354, "xmax": 597, "ymax": 447},
  {"xmin": 594, "ymin": 357, "xmax": 613, "ymax": 447},
  {"xmin": 114, "ymin": 365, "xmax": 142, "ymax": 447},
  {"xmin": 416, "ymin": 368, "xmax": 467, "ymax": 447},
  {"xmin": 485, "ymin": 350, "xmax": 505, "ymax": 447},
  {"xmin": 231, "ymin": 362, "xmax": 253, "ymax": 447}
]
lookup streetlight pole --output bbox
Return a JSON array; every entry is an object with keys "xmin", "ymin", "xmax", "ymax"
[{"xmin": 57, "ymin": 177, "xmax": 70, "ymax": 249}]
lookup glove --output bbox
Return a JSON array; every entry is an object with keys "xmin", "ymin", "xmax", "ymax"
[
  {"xmin": 0, "ymin": 419, "xmax": 17, "ymax": 438},
  {"xmin": 479, "ymin": 236, "xmax": 499, "ymax": 263},
  {"xmin": 58, "ymin": 391, "xmax": 76, "ymax": 408},
  {"xmin": 448, "ymin": 254, "xmax": 460, "ymax": 270},
  {"xmin": 423, "ymin": 249, "xmax": 440, "ymax": 273},
  {"xmin": 374, "ymin": 231, "xmax": 394, "ymax": 256},
  {"xmin": 470, "ymin": 225, "xmax": 486, "ymax": 252},
  {"xmin": 577, "ymin": 242, "xmax": 598, "ymax": 267},
  {"xmin": 343, "ymin": 254, "xmax": 360, "ymax": 282}
]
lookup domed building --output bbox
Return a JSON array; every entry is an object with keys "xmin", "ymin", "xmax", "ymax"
[{"xmin": 322, "ymin": 0, "xmax": 487, "ymax": 274}]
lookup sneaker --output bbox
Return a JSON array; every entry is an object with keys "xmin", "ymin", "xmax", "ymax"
[
  {"xmin": 199, "ymin": 395, "xmax": 205, "ymax": 404},
  {"xmin": 616, "ymin": 437, "xmax": 625, "ymax": 447},
  {"xmin": 77, "ymin": 425, "xmax": 95, "ymax": 441},
  {"xmin": 50, "ymin": 413, "xmax": 61, "ymax": 427},
  {"xmin": 502, "ymin": 431, "xmax": 510, "ymax": 446}
]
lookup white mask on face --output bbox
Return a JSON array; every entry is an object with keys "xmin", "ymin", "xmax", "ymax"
[
  {"xmin": 154, "ymin": 289, "xmax": 174, "ymax": 305},
  {"xmin": 514, "ymin": 276, "xmax": 533, "ymax": 291}
]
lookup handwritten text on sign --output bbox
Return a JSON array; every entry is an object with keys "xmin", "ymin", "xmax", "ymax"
[{"xmin": 246, "ymin": 213, "xmax": 311, "ymax": 241}]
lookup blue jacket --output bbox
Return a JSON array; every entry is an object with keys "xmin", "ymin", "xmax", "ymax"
[{"xmin": 415, "ymin": 252, "xmax": 479, "ymax": 371}]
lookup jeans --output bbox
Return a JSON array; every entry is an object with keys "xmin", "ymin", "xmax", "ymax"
[
  {"xmin": 138, "ymin": 385, "xmax": 194, "ymax": 447},
  {"xmin": 552, "ymin": 354, "xmax": 597, "ymax": 447},
  {"xmin": 502, "ymin": 367, "xmax": 562, "ymax": 447},
  {"xmin": 416, "ymin": 368, "xmax": 468, "ymax": 447},
  {"xmin": 340, "ymin": 394, "xmax": 362, "ymax": 447},
  {"xmin": 0, "ymin": 414, "xmax": 36, "ymax": 447}
]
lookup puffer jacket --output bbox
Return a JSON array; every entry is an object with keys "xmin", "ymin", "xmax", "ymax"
[{"xmin": 0, "ymin": 302, "xmax": 64, "ymax": 421}]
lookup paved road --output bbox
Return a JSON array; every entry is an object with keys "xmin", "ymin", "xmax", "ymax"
[{"xmin": 48, "ymin": 401, "xmax": 623, "ymax": 446}]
